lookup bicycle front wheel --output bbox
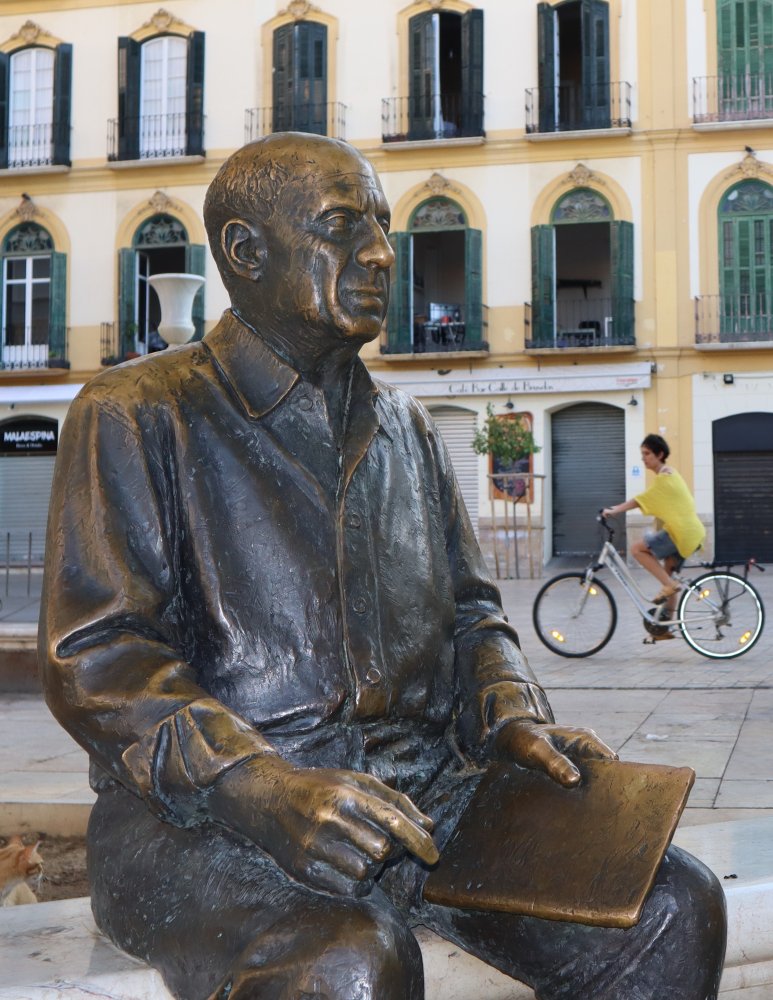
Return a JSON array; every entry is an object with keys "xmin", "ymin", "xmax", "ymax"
[
  {"xmin": 532, "ymin": 573, "xmax": 617, "ymax": 657},
  {"xmin": 678, "ymin": 572, "xmax": 765, "ymax": 659}
]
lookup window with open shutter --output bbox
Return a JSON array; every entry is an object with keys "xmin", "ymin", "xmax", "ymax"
[
  {"xmin": 530, "ymin": 225, "xmax": 556, "ymax": 346},
  {"xmin": 610, "ymin": 220, "xmax": 634, "ymax": 344},
  {"xmin": 272, "ymin": 21, "xmax": 327, "ymax": 135},
  {"xmin": 461, "ymin": 10, "xmax": 484, "ymax": 137}
]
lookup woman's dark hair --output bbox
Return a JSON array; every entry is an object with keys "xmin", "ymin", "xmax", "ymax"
[{"xmin": 641, "ymin": 433, "xmax": 670, "ymax": 460}]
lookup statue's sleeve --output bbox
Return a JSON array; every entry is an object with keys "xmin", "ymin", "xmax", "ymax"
[
  {"xmin": 426, "ymin": 414, "xmax": 555, "ymax": 760},
  {"xmin": 39, "ymin": 390, "xmax": 279, "ymax": 827}
]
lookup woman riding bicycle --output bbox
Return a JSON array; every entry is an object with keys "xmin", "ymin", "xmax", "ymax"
[{"xmin": 602, "ymin": 434, "xmax": 705, "ymax": 626}]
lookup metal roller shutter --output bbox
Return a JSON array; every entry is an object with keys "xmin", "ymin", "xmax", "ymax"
[
  {"xmin": 0, "ymin": 455, "xmax": 56, "ymax": 563},
  {"xmin": 428, "ymin": 405, "xmax": 479, "ymax": 535},
  {"xmin": 714, "ymin": 452, "xmax": 773, "ymax": 562},
  {"xmin": 552, "ymin": 403, "xmax": 625, "ymax": 556}
]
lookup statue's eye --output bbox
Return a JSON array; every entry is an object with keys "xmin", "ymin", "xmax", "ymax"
[{"xmin": 324, "ymin": 211, "xmax": 354, "ymax": 232}]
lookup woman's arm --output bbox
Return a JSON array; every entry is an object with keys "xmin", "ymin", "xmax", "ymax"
[{"xmin": 601, "ymin": 498, "xmax": 640, "ymax": 518}]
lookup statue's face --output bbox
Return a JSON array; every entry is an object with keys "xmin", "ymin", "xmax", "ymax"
[{"xmin": 264, "ymin": 149, "xmax": 394, "ymax": 343}]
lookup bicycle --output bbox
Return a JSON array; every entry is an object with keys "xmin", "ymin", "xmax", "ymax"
[{"xmin": 532, "ymin": 513, "xmax": 765, "ymax": 660}]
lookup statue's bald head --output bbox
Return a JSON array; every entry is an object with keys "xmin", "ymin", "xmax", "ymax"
[{"xmin": 204, "ymin": 132, "xmax": 375, "ymax": 292}]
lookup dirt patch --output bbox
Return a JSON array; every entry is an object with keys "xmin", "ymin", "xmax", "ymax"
[{"xmin": 6, "ymin": 834, "xmax": 90, "ymax": 903}]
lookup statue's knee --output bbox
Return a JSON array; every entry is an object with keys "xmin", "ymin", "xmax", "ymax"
[{"xmin": 658, "ymin": 847, "xmax": 727, "ymax": 951}]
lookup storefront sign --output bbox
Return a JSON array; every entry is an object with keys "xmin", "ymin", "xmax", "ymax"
[{"xmin": 0, "ymin": 417, "xmax": 58, "ymax": 455}]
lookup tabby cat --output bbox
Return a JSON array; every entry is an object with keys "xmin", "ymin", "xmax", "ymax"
[{"xmin": 0, "ymin": 835, "xmax": 43, "ymax": 906}]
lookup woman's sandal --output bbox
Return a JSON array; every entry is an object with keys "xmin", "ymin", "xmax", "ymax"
[{"xmin": 652, "ymin": 582, "xmax": 681, "ymax": 605}]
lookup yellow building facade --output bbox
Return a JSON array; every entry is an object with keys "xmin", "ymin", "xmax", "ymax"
[{"xmin": 0, "ymin": 0, "xmax": 771, "ymax": 567}]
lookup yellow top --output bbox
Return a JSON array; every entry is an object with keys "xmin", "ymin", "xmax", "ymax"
[{"xmin": 635, "ymin": 467, "xmax": 705, "ymax": 558}]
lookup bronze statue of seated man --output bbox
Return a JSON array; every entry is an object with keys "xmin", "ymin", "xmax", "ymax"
[{"xmin": 40, "ymin": 133, "xmax": 726, "ymax": 1000}]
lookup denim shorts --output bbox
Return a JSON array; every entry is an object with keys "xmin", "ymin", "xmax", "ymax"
[{"xmin": 644, "ymin": 529, "xmax": 683, "ymax": 567}]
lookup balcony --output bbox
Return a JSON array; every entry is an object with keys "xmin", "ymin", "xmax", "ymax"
[
  {"xmin": 6, "ymin": 122, "xmax": 68, "ymax": 169},
  {"xmin": 0, "ymin": 325, "xmax": 69, "ymax": 371},
  {"xmin": 524, "ymin": 298, "xmax": 635, "ymax": 350},
  {"xmin": 381, "ymin": 305, "xmax": 488, "ymax": 357},
  {"xmin": 381, "ymin": 93, "xmax": 484, "ymax": 143},
  {"xmin": 695, "ymin": 295, "xmax": 773, "ymax": 347},
  {"xmin": 245, "ymin": 103, "xmax": 347, "ymax": 142},
  {"xmin": 693, "ymin": 75, "xmax": 773, "ymax": 125},
  {"xmin": 525, "ymin": 82, "xmax": 632, "ymax": 135},
  {"xmin": 107, "ymin": 112, "xmax": 205, "ymax": 162}
]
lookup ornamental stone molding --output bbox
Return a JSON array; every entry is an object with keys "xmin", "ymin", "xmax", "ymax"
[
  {"xmin": 140, "ymin": 9, "xmax": 191, "ymax": 36},
  {"xmin": 424, "ymin": 172, "xmax": 459, "ymax": 196},
  {"xmin": 15, "ymin": 194, "xmax": 37, "ymax": 222},
  {"xmin": 149, "ymin": 191, "xmax": 181, "ymax": 215},
  {"xmin": 280, "ymin": 1, "xmax": 320, "ymax": 20},
  {"xmin": 566, "ymin": 163, "xmax": 604, "ymax": 188},
  {"xmin": 733, "ymin": 152, "xmax": 773, "ymax": 181},
  {"xmin": 10, "ymin": 20, "xmax": 44, "ymax": 45}
]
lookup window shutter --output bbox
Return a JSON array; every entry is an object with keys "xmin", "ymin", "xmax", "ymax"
[
  {"xmin": 386, "ymin": 231, "xmax": 413, "ymax": 353},
  {"xmin": 185, "ymin": 243, "xmax": 206, "ymax": 341},
  {"xmin": 464, "ymin": 228, "xmax": 483, "ymax": 346},
  {"xmin": 461, "ymin": 9, "xmax": 484, "ymax": 137},
  {"xmin": 119, "ymin": 248, "xmax": 137, "ymax": 357},
  {"xmin": 530, "ymin": 225, "xmax": 556, "ymax": 346},
  {"xmin": 0, "ymin": 52, "xmax": 9, "ymax": 169},
  {"xmin": 408, "ymin": 12, "xmax": 436, "ymax": 140},
  {"xmin": 52, "ymin": 43, "xmax": 73, "ymax": 167},
  {"xmin": 581, "ymin": 0, "xmax": 610, "ymax": 129},
  {"xmin": 48, "ymin": 251, "xmax": 67, "ymax": 365},
  {"xmin": 537, "ymin": 4, "xmax": 557, "ymax": 133},
  {"xmin": 273, "ymin": 23, "xmax": 294, "ymax": 132},
  {"xmin": 295, "ymin": 21, "xmax": 327, "ymax": 135},
  {"xmin": 610, "ymin": 220, "xmax": 634, "ymax": 344},
  {"xmin": 117, "ymin": 37, "xmax": 141, "ymax": 161},
  {"xmin": 186, "ymin": 31, "xmax": 205, "ymax": 156}
]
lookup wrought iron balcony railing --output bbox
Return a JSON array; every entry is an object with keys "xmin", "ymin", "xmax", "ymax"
[
  {"xmin": 693, "ymin": 75, "xmax": 773, "ymax": 124},
  {"xmin": 245, "ymin": 102, "xmax": 347, "ymax": 142},
  {"xmin": 7, "ymin": 121, "xmax": 66, "ymax": 168},
  {"xmin": 381, "ymin": 92, "xmax": 484, "ymax": 143},
  {"xmin": 695, "ymin": 294, "xmax": 773, "ymax": 345},
  {"xmin": 0, "ymin": 324, "xmax": 69, "ymax": 370},
  {"xmin": 524, "ymin": 298, "xmax": 635, "ymax": 349},
  {"xmin": 525, "ymin": 82, "xmax": 632, "ymax": 134},
  {"xmin": 107, "ymin": 112, "xmax": 204, "ymax": 161},
  {"xmin": 381, "ymin": 305, "xmax": 489, "ymax": 355}
]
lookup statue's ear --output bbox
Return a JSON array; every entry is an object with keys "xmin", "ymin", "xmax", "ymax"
[{"xmin": 221, "ymin": 218, "xmax": 266, "ymax": 282}]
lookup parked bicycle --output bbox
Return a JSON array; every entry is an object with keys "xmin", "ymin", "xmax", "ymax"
[{"xmin": 532, "ymin": 513, "xmax": 765, "ymax": 660}]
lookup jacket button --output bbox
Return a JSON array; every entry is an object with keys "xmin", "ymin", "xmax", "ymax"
[
  {"xmin": 297, "ymin": 395, "xmax": 313, "ymax": 411},
  {"xmin": 366, "ymin": 667, "xmax": 383, "ymax": 685},
  {"xmin": 347, "ymin": 512, "xmax": 362, "ymax": 529},
  {"xmin": 352, "ymin": 596, "xmax": 368, "ymax": 614}
]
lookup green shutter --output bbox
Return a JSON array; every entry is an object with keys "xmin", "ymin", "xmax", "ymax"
[
  {"xmin": 610, "ymin": 220, "xmax": 634, "ymax": 345},
  {"xmin": 293, "ymin": 22, "xmax": 327, "ymax": 134},
  {"xmin": 52, "ymin": 44, "xmax": 72, "ymax": 166},
  {"xmin": 48, "ymin": 251, "xmax": 68, "ymax": 366},
  {"xmin": 461, "ymin": 9, "xmax": 484, "ymax": 137},
  {"xmin": 186, "ymin": 32, "xmax": 205, "ymax": 156},
  {"xmin": 119, "ymin": 248, "xmax": 136, "ymax": 357},
  {"xmin": 408, "ymin": 12, "xmax": 436, "ymax": 140},
  {"xmin": 537, "ymin": 4, "xmax": 557, "ymax": 132},
  {"xmin": 185, "ymin": 243, "xmax": 206, "ymax": 341},
  {"xmin": 386, "ymin": 232, "xmax": 412, "ymax": 353},
  {"xmin": 581, "ymin": 0, "xmax": 610, "ymax": 129},
  {"xmin": 464, "ymin": 228, "xmax": 483, "ymax": 346},
  {"xmin": 273, "ymin": 24, "xmax": 293, "ymax": 132},
  {"xmin": 117, "ymin": 37, "xmax": 140, "ymax": 161},
  {"xmin": 0, "ymin": 52, "xmax": 8, "ymax": 169},
  {"xmin": 530, "ymin": 225, "xmax": 556, "ymax": 346}
]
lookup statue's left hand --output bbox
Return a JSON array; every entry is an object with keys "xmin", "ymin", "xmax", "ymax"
[{"xmin": 495, "ymin": 720, "xmax": 617, "ymax": 787}]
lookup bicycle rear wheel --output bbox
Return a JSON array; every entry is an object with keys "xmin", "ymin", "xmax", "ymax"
[
  {"xmin": 678, "ymin": 572, "xmax": 765, "ymax": 659},
  {"xmin": 532, "ymin": 573, "xmax": 617, "ymax": 657}
]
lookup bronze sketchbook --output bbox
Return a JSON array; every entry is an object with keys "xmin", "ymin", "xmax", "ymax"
[{"xmin": 423, "ymin": 758, "xmax": 694, "ymax": 928}]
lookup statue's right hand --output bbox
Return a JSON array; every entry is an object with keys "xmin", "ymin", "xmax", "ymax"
[{"xmin": 210, "ymin": 756, "xmax": 438, "ymax": 896}]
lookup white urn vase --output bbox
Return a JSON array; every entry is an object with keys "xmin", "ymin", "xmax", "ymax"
[{"xmin": 148, "ymin": 272, "xmax": 205, "ymax": 346}]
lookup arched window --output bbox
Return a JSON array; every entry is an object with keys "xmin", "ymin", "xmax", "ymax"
[
  {"xmin": 1, "ymin": 222, "xmax": 67, "ymax": 370},
  {"xmin": 385, "ymin": 196, "xmax": 484, "ymax": 355},
  {"xmin": 0, "ymin": 42, "xmax": 72, "ymax": 168},
  {"xmin": 716, "ymin": 0, "xmax": 773, "ymax": 119},
  {"xmin": 383, "ymin": 8, "xmax": 483, "ymax": 142},
  {"xmin": 529, "ymin": 187, "xmax": 633, "ymax": 349},
  {"xmin": 272, "ymin": 21, "xmax": 327, "ymax": 135},
  {"xmin": 118, "ymin": 214, "xmax": 205, "ymax": 358},
  {"xmin": 111, "ymin": 30, "xmax": 204, "ymax": 161},
  {"xmin": 718, "ymin": 179, "xmax": 773, "ymax": 339}
]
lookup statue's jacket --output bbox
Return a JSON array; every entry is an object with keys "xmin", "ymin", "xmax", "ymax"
[{"xmin": 40, "ymin": 310, "xmax": 552, "ymax": 855}]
